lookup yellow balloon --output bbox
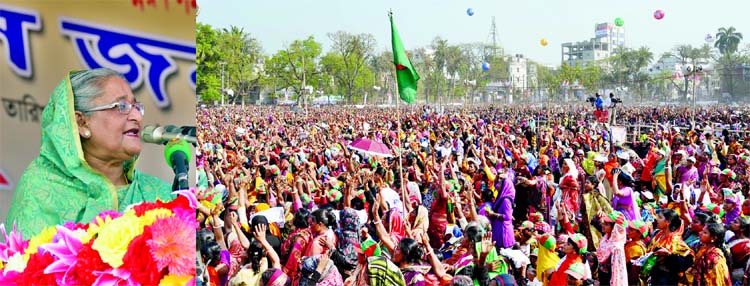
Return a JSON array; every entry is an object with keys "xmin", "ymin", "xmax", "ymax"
[{"xmin": 540, "ymin": 38, "xmax": 549, "ymax": 47}]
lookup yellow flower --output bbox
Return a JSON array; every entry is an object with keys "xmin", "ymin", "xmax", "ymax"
[
  {"xmin": 23, "ymin": 226, "xmax": 58, "ymax": 262},
  {"xmin": 140, "ymin": 208, "xmax": 174, "ymax": 227},
  {"xmin": 91, "ymin": 213, "xmax": 144, "ymax": 268},
  {"xmin": 82, "ymin": 213, "xmax": 118, "ymax": 244},
  {"xmin": 3, "ymin": 253, "xmax": 26, "ymax": 275},
  {"xmin": 159, "ymin": 274, "xmax": 192, "ymax": 285}
]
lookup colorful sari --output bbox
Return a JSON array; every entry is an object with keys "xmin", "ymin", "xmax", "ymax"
[
  {"xmin": 536, "ymin": 244, "xmax": 560, "ymax": 285},
  {"xmin": 596, "ymin": 223, "xmax": 628, "ymax": 286},
  {"xmin": 282, "ymin": 228, "xmax": 312, "ymax": 279},
  {"xmin": 559, "ymin": 173, "xmax": 580, "ymax": 215},
  {"xmin": 305, "ymin": 228, "xmax": 337, "ymax": 257},
  {"xmin": 491, "ymin": 170, "xmax": 516, "ymax": 248},
  {"xmin": 367, "ymin": 256, "xmax": 406, "ymax": 286},
  {"xmin": 548, "ymin": 254, "xmax": 584, "ymax": 286},
  {"xmin": 338, "ymin": 208, "xmax": 361, "ymax": 274},
  {"xmin": 582, "ymin": 191, "xmax": 614, "ymax": 249},
  {"xmin": 299, "ymin": 255, "xmax": 344, "ymax": 286},
  {"xmin": 6, "ymin": 72, "xmax": 173, "ymax": 239},
  {"xmin": 411, "ymin": 206, "xmax": 429, "ymax": 244},
  {"xmin": 228, "ymin": 238, "xmax": 245, "ymax": 278},
  {"xmin": 624, "ymin": 240, "xmax": 646, "ymax": 286},
  {"xmin": 648, "ymin": 228, "xmax": 694, "ymax": 286},
  {"xmin": 727, "ymin": 237, "xmax": 750, "ymax": 283},
  {"xmin": 652, "ymin": 157, "xmax": 669, "ymax": 195},
  {"xmin": 690, "ymin": 246, "xmax": 731, "ymax": 286},
  {"xmin": 388, "ymin": 208, "xmax": 407, "ymax": 243}
]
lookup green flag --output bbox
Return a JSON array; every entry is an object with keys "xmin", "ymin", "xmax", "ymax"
[{"xmin": 390, "ymin": 13, "xmax": 420, "ymax": 104}]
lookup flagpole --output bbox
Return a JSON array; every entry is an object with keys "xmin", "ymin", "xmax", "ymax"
[{"xmin": 390, "ymin": 9, "xmax": 409, "ymax": 214}]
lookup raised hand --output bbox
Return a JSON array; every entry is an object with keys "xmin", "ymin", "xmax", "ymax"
[
  {"xmin": 253, "ymin": 223, "xmax": 267, "ymax": 242},
  {"xmin": 480, "ymin": 231, "xmax": 493, "ymax": 256}
]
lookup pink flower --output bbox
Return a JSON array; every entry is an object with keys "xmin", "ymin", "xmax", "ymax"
[
  {"xmin": 92, "ymin": 267, "xmax": 139, "ymax": 286},
  {"xmin": 147, "ymin": 216, "xmax": 195, "ymax": 276},
  {"xmin": 40, "ymin": 226, "xmax": 85, "ymax": 285},
  {"xmin": 0, "ymin": 223, "xmax": 28, "ymax": 262}
]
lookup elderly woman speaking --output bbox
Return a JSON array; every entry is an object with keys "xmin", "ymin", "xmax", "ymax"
[{"xmin": 6, "ymin": 68, "xmax": 174, "ymax": 239}]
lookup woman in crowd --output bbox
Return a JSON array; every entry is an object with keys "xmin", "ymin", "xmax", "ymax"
[
  {"xmin": 547, "ymin": 234, "xmax": 590, "ymax": 285},
  {"xmin": 690, "ymin": 223, "xmax": 731, "ymax": 286},
  {"xmin": 727, "ymin": 216, "xmax": 750, "ymax": 284},
  {"xmin": 595, "ymin": 211, "xmax": 628, "ymax": 286},
  {"xmin": 648, "ymin": 209, "xmax": 694, "ymax": 285}
]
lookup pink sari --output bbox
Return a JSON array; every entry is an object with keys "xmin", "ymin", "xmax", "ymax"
[
  {"xmin": 282, "ymin": 228, "xmax": 312, "ymax": 279},
  {"xmin": 596, "ymin": 223, "xmax": 628, "ymax": 286},
  {"xmin": 305, "ymin": 228, "xmax": 337, "ymax": 257}
]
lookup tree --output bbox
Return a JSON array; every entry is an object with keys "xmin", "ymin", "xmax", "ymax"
[
  {"xmin": 369, "ymin": 50, "xmax": 395, "ymax": 104},
  {"xmin": 715, "ymin": 27, "xmax": 743, "ymax": 55},
  {"xmin": 715, "ymin": 27, "xmax": 744, "ymax": 98},
  {"xmin": 325, "ymin": 31, "xmax": 376, "ymax": 103},
  {"xmin": 216, "ymin": 26, "xmax": 263, "ymax": 104},
  {"xmin": 264, "ymin": 36, "xmax": 323, "ymax": 105},
  {"xmin": 663, "ymin": 45, "xmax": 711, "ymax": 101},
  {"xmin": 196, "ymin": 22, "xmax": 222, "ymax": 102}
]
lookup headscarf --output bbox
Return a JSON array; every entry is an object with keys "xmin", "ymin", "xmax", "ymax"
[
  {"xmin": 562, "ymin": 158, "xmax": 579, "ymax": 179},
  {"xmin": 582, "ymin": 151, "xmax": 597, "ymax": 175},
  {"xmin": 387, "ymin": 208, "xmax": 406, "ymax": 243},
  {"xmin": 6, "ymin": 71, "xmax": 173, "ymax": 240},
  {"xmin": 597, "ymin": 211, "xmax": 628, "ymax": 286},
  {"xmin": 411, "ymin": 205, "xmax": 429, "ymax": 242},
  {"xmin": 536, "ymin": 233, "xmax": 560, "ymax": 285},
  {"xmin": 338, "ymin": 208, "xmax": 361, "ymax": 268}
]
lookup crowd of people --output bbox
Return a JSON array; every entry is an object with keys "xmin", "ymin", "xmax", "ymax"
[{"xmin": 195, "ymin": 104, "xmax": 750, "ymax": 286}]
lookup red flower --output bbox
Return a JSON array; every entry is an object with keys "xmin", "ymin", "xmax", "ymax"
[
  {"xmin": 164, "ymin": 194, "xmax": 190, "ymax": 211},
  {"xmin": 15, "ymin": 251, "xmax": 56, "ymax": 286},
  {"xmin": 71, "ymin": 241, "xmax": 110, "ymax": 285},
  {"xmin": 122, "ymin": 227, "xmax": 165, "ymax": 285},
  {"xmin": 132, "ymin": 201, "xmax": 169, "ymax": 216}
]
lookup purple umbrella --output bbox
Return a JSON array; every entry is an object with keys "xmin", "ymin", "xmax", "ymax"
[{"xmin": 348, "ymin": 138, "xmax": 393, "ymax": 158}]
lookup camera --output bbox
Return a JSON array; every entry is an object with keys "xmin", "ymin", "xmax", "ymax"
[{"xmin": 611, "ymin": 98, "xmax": 622, "ymax": 104}]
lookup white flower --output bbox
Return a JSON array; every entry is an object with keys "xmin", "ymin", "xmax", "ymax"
[{"xmin": 3, "ymin": 252, "xmax": 26, "ymax": 275}]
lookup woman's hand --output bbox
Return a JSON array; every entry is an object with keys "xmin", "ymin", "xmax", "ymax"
[
  {"xmin": 317, "ymin": 250, "xmax": 332, "ymax": 273},
  {"xmin": 480, "ymin": 231, "xmax": 493, "ymax": 256},
  {"xmin": 253, "ymin": 224, "xmax": 267, "ymax": 243},
  {"xmin": 317, "ymin": 236, "xmax": 334, "ymax": 250}
]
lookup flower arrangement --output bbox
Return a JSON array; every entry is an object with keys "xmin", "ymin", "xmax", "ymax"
[{"xmin": 0, "ymin": 190, "xmax": 197, "ymax": 286}]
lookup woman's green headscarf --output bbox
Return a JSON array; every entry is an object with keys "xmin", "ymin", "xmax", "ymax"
[{"xmin": 6, "ymin": 71, "xmax": 173, "ymax": 239}]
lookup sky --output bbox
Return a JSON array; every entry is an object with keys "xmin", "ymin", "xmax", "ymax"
[{"xmin": 197, "ymin": 0, "xmax": 750, "ymax": 67}]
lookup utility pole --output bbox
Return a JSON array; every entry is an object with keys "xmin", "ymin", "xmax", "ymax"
[{"xmin": 220, "ymin": 62, "xmax": 226, "ymax": 106}]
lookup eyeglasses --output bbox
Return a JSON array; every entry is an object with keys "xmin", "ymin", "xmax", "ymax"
[{"xmin": 82, "ymin": 99, "xmax": 144, "ymax": 116}]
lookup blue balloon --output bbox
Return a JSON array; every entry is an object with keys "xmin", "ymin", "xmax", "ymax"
[
  {"xmin": 467, "ymin": 8, "xmax": 474, "ymax": 16},
  {"xmin": 482, "ymin": 62, "xmax": 490, "ymax": 71}
]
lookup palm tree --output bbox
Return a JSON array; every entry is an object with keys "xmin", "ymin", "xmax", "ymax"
[
  {"xmin": 715, "ymin": 27, "xmax": 743, "ymax": 55},
  {"xmin": 715, "ymin": 27, "xmax": 744, "ymax": 98}
]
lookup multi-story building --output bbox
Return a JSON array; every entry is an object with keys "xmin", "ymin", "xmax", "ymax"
[{"xmin": 561, "ymin": 22, "xmax": 626, "ymax": 67}]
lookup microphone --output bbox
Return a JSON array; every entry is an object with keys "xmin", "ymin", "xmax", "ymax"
[
  {"xmin": 141, "ymin": 124, "xmax": 197, "ymax": 145},
  {"xmin": 164, "ymin": 138, "xmax": 192, "ymax": 191}
]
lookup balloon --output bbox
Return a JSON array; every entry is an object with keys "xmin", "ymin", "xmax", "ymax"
[
  {"xmin": 467, "ymin": 8, "xmax": 474, "ymax": 16},
  {"xmin": 614, "ymin": 17, "xmax": 624, "ymax": 27},
  {"xmin": 540, "ymin": 38, "xmax": 549, "ymax": 47},
  {"xmin": 482, "ymin": 62, "xmax": 490, "ymax": 71},
  {"xmin": 705, "ymin": 33, "xmax": 715, "ymax": 43},
  {"xmin": 653, "ymin": 10, "xmax": 665, "ymax": 20}
]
